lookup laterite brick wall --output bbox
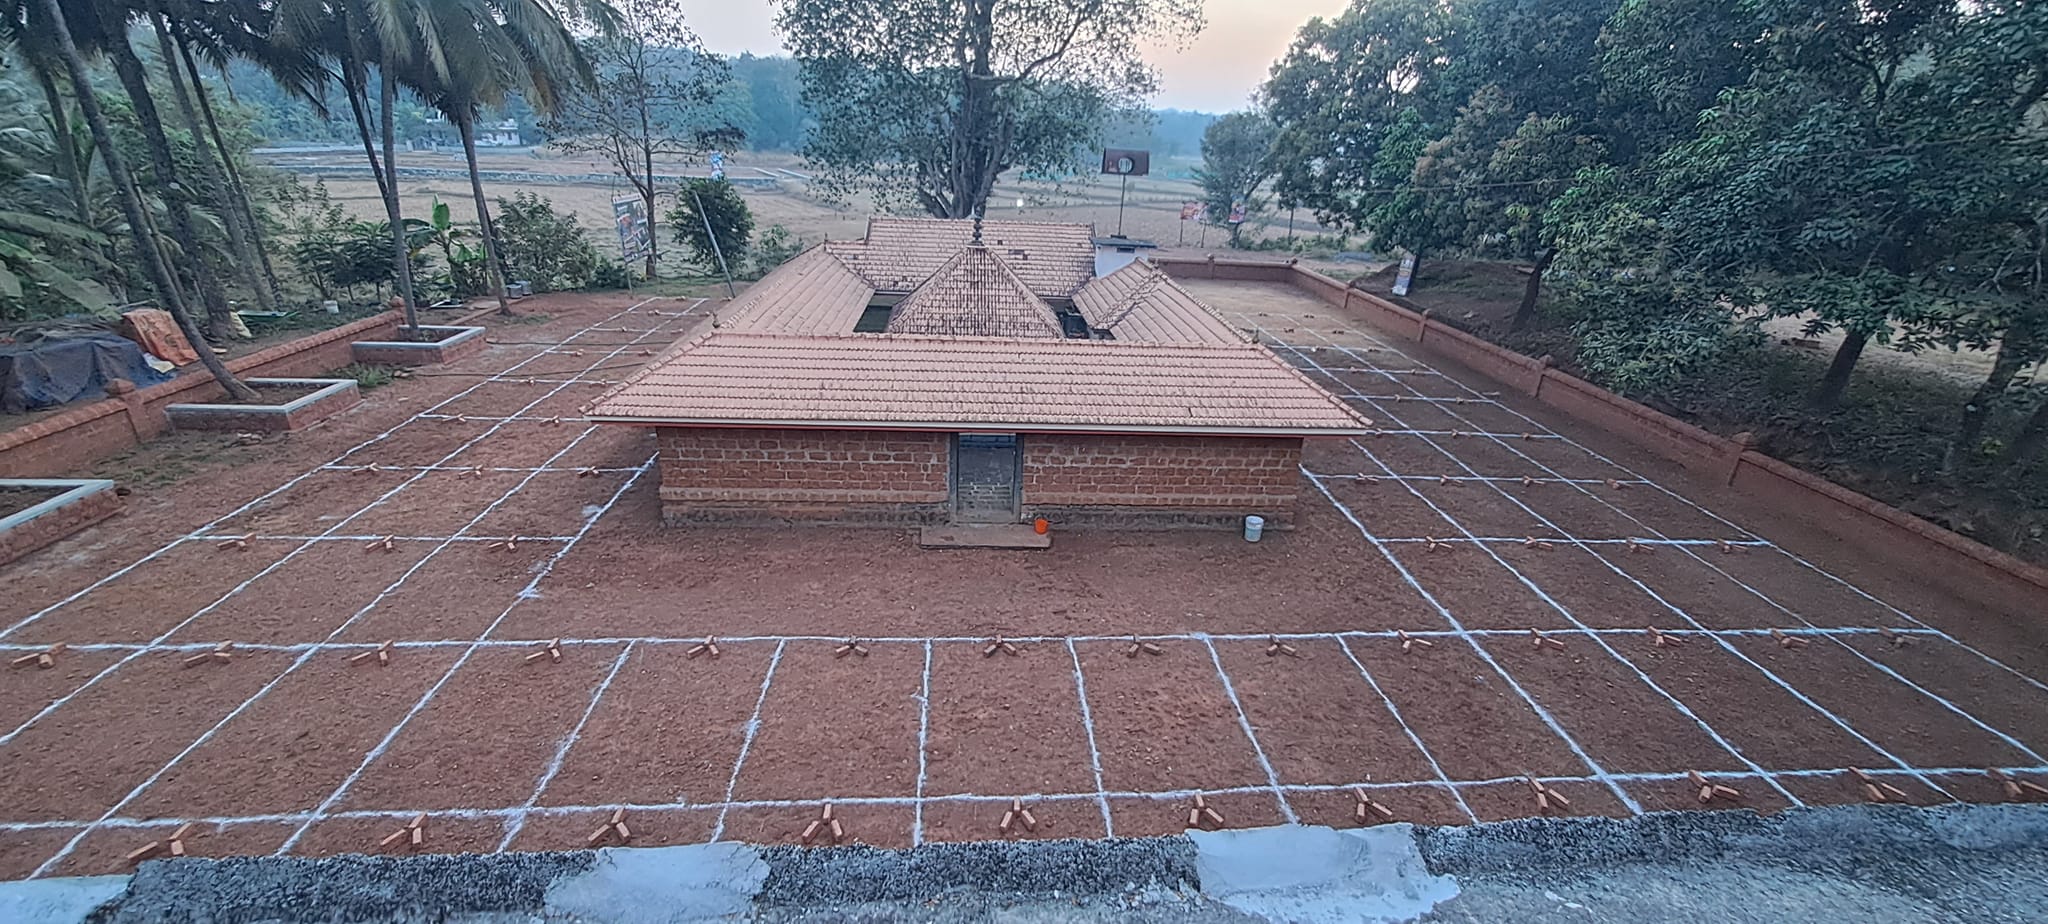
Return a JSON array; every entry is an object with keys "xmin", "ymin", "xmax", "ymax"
[
  {"xmin": 656, "ymin": 427, "xmax": 950, "ymax": 524},
  {"xmin": 0, "ymin": 312, "xmax": 400, "ymax": 476},
  {"xmin": 652, "ymin": 426, "xmax": 1304, "ymax": 529},
  {"xmin": 0, "ymin": 487, "xmax": 122, "ymax": 566},
  {"xmin": 1021, "ymin": 434, "xmax": 1303, "ymax": 528}
]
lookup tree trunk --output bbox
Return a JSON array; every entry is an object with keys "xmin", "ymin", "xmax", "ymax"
[
  {"xmin": 456, "ymin": 113, "xmax": 513, "ymax": 315},
  {"xmin": 380, "ymin": 69, "xmax": 421, "ymax": 330},
  {"xmin": 1811, "ymin": 328, "xmax": 1869, "ymax": 410},
  {"xmin": 1945, "ymin": 332, "xmax": 2033, "ymax": 473},
  {"xmin": 151, "ymin": 11, "xmax": 275, "ymax": 315},
  {"xmin": 27, "ymin": 54, "xmax": 94, "ymax": 235},
  {"xmin": 2006, "ymin": 393, "xmax": 2048, "ymax": 471},
  {"xmin": 1509, "ymin": 247, "xmax": 1558, "ymax": 333},
  {"xmin": 178, "ymin": 31, "xmax": 284, "ymax": 307},
  {"xmin": 38, "ymin": 0, "xmax": 252, "ymax": 399},
  {"xmin": 104, "ymin": 32, "xmax": 239, "ymax": 341}
]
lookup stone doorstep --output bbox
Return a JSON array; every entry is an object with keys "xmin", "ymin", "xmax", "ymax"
[
  {"xmin": 349, "ymin": 325, "xmax": 487, "ymax": 366},
  {"xmin": 917, "ymin": 523, "xmax": 1053, "ymax": 550},
  {"xmin": 164, "ymin": 378, "xmax": 360, "ymax": 432},
  {"xmin": 0, "ymin": 478, "xmax": 121, "ymax": 567}
]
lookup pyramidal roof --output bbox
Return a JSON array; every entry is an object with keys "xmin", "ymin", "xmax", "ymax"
[{"xmin": 884, "ymin": 245, "xmax": 1066, "ymax": 338}]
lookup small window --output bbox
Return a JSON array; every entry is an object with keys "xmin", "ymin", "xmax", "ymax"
[{"xmin": 854, "ymin": 304, "xmax": 894, "ymax": 333}]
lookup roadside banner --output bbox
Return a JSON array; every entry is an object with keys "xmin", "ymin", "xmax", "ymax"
[
  {"xmin": 1180, "ymin": 200, "xmax": 1202, "ymax": 221},
  {"xmin": 1228, "ymin": 199, "xmax": 1247, "ymax": 224},
  {"xmin": 613, "ymin": 196, "xmax": 652, "ymax": 261}
]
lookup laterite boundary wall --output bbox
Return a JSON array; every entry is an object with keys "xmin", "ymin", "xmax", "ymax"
[
  {"xmin": 1158, "ymin": 256, "xmax": 2048, "ymax": 597},
  {"xmin": 0, "ymin": 312, "xmax": 401, "ymax": 477}
]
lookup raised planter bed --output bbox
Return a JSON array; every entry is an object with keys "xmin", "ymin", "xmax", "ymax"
[
  {"xmin": 165, "ymin": 377, "xmax": 361, "ymax": 433},
  {"xmin": 350, "ymin": 325, "xmax": 487, "ymax": 367},
  {"xmin": 1, "ymin": 478, "xmax": 121, "ymax": 566}
]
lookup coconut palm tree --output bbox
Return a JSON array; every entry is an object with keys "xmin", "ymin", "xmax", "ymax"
[
  {"xmin": 32, "ymin": 0, "xmax": 255, "ymax": 398},
  {"xmin": 405, "ymin": 0, "xmax": 618, "ymax": 315}
]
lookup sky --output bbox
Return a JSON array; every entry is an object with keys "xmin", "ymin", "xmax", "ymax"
[{"xmin": 675, "ymin": 0, "xmax": 1353, "ymax": 113}]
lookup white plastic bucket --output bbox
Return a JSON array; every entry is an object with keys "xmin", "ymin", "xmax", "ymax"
[{"xmin": 1243, "ymin": 515, "xmax": 1266, "ymax": 542}]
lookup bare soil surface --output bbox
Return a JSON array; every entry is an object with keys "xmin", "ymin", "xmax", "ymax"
[{"xmin": 0, "ymin": 283, "xmax": 2042, "ymax": 881}]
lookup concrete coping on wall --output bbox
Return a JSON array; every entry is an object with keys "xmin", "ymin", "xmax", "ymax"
[
  {"xmin": 0, "ymin": 478, "xmax": 117, "ymax": 534},
  {"xmin": 349, "ymin": 325, "xmax": 485, "ymax": 353},
  {"xmin": 164, "ymin": 377, "xmax": 361, "ymax": 432}
]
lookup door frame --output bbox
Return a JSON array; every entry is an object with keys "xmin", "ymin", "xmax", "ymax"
[{"xmin": 948, "ymin": 432, "xmax": 1022, "ymax": 522}]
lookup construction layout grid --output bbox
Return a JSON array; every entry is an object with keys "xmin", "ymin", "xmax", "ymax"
[{"xmin": 1, "ymin": 284, "xmax": 2045, "ymax": 879}]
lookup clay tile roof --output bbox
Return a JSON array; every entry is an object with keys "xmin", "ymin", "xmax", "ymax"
[
  {"xmin": 884, "ymin": 246, "xmax": 1065, "ymax": 338},
  {"xmin": 714, "ymin": 245, "xmax": 873, "ymax": 334},
  {"xmin": 1074, "ymin": 262, "xmax": 1247, "ymax": 345},
  {"xmin": 827, "ymin": 218, "xmax": 1096, "ymax": 296},
  {"xmin": 587, "ymin": 331, "xmax": 1373, "ymax": 436}
]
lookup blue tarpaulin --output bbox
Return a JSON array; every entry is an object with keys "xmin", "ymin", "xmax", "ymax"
[{"xmin": 0, "ymin": 333, "xmax": 174, "ymax": 414}]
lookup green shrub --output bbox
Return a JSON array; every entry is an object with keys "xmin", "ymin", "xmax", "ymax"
[{"xmin": 493, "ymin": 192, "xmax": 606, "ymax": 293}]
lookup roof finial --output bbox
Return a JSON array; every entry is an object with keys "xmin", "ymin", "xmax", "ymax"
[{"xmin": 971, "ymin": 209, "xmax": 984, "ymax": 246}]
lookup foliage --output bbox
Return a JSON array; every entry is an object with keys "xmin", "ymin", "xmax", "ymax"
[
  {"xmin": 542, "ymin": 0, "xmax": 743, "ymax": 276},
  {"xmin": 1191, "ymin": 111, "xmax": 1274, "ymax": 247},
  {"xmin": 775, "ymin": 0, "xmax": 1202, "ymax": 218},
  {"xmin": 749, "ymin": 224, "xmax": 803, "ymax": 277},
  {"xmin": 336, "ymin": 362, "xmax": 397, "ymax": 389},
  {"xmin": 492, "ymin": 192, "xmax": 607, "ymax": 293},
  {"xmin": 666, "ymin": 178, "xmax": 752, "ymax": 270}
]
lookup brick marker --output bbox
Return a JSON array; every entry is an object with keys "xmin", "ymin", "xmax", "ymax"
[
  {"xmin": 350, "ymin": 640, "xmax": 395, "ymax": 667},
  {"xmin": 485, "ymin": 537, "xmax": 521, "ymax": 552},
  {"xmin": 216, "ymin": 538, "xmax": 247, "ymax": 551},
  {"xmin": 1878, "ymin": 626, "xmax": 1909, "ymax": 648},
  {"xmin": 9, "ymin": 643, "xmax": 65, "ymax": 669},
  {"xmin": 1688, "ymin": 770, "xmax": 1741, "ymax": 803},
  {"xmin": 1649, "ymin": 627, "xmax": 1685, "ymax": 649},
  {"xmin": 1852, "ymin": 768, "xmax": 1911, "ymax": 803},
  {"xmin": 1265, "ymin": 637, "xmax": 1302, "ymax": 658},
  {"xmin": 1123, "ymin": 636, "xmax": 1162, "ymax": 658},
  {"xmin": 1422, "ymin": 537, "xmax": 1448, "ymax": 552},
  {"xmin": 380, "ymin": 813, "xmax": 428, "ymax": 849},
  {"xmin": 1528, "ymin": 629, "xmax": 1566, "ymax": 652},
  {"xmin": 1396, "ymin": 630, "xmax": 1433, "ymax": 654},
  {"xmin": 1521, "ymin": 536, "xmax": 1554, "ymax": 550},
  {"xmin": 525, "ymin": 639, "xmax": 564, "ymax": 664},
  {"xmin": 587, "ymin": 808, "xmax": 632, "ymax": 846},
  {"xmin": 999, "ymin": 798, "xmax": 1039, "ymax": 834},
  {"xmin": 982, "ymin": 637, "xmax": 1020, "ymax": 658},
  {"xmin": 364, "ymin": 535, "xmax": 396, "ymax": 553},
  {"xmin": 686, "ymin": 638, "xmax": 721, "ymax": 659},
  {"xmin": 1353, "ymin": 788, "xmax": 1395, "ymax": 824},
  {"xmin": 800, "ymin": 803, "xmax": 844, "ymax": 844},
  {"xmin": 1526, "ymin": 775, "xmax": 1572, "ymax": 812},
  {"xmin": 833, "ymin": 639, "xmax": 870, "ymax": 659},
  {"xmin": 1771, "ymin": 629, "xmax": 1809, "ymax": 650},
  {"xmin": 182, "ymin": 642, "xmax": 234, "ymax": 668},
  {"xmin": 1187, "ymin": 794, "xmax": 1224, "ymax": 829}
]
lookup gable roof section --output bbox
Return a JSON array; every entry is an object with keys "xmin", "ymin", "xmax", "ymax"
[
  {"xmin": 827, "ymin": 218, "xmax": 1096, "ymax": 296},
  {"xmin": 714, "ymin": 245, "xmax": 874, "ymax": 334},
  {"xmin": 586, "ymin": 331, "xmax": 1373, "ymax": 436},
  {"xmin": 1075, "ymin": 261, "xmax": 1247, "ymax": 344},
  {"xmin": 884, "ymin": 246, "xmax": 1065, "ymax": 338}
]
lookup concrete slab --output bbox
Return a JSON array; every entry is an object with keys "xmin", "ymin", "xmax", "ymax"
[
  {"xmin": 0, "ymin": 874, "xmax": 128, "ymax": 923},
  {"xmin": 544, "ymin": 843, "xmax": 766, "ymax": 923},
  {"xmin": 918, "ymin": 524, "xmax": 1052, "ymax": 549},
  {"xmin": 1190, "ymin": 824, "xmax": 1458, "ymax": 923}
]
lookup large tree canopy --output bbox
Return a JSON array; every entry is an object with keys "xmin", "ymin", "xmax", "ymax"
[{"xmin": 774, "ymin": 0, "xmax": 1202, "ymax": 218}]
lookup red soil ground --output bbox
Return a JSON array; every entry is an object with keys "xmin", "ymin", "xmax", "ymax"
[{"xmin": 0, "ymin": 284, "xmax": 2042, "ymax": 881}]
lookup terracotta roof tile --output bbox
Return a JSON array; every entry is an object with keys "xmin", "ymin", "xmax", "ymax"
[
  {"xmin": 1074, "ymin": 262, "xmax": 1247, "ymax": 344},
  {"xmin": 884, "ymin": 246, "xmax": 1065, "ymax": 338},
  {"xmin": 589, "ymin": 332, "xmax": 1370, "ymax": 434},
  {"xmin": 827, "ymin": 218, "xmax": 1096, "ymax": 296},
  {"xmin": 715, "ymin": 245, "xmax": 873, "ymax": 334}
]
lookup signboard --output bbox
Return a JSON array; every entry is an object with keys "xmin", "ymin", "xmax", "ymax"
[
  {"xmin": 1228, "ymin": 199, "xmax": 1247, "ymax": 224},
  {"xmin": 613, "ymin": 196, "xmax": 651, "ymax": 261},
  {"xmin": 1180, "ymin": 201, "xmax": 1203, "ymax": 221},
  {"xmin": 709, "ymin": 150, "xmax": 726, "ymax": 181},
  {"xmin": 1392, "ymin": 252, "xmax": 1417, "ymax": 297},
  {"xmin": 1100, "ymin": 148, "xmax": 1151, "ymax": 176}
]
